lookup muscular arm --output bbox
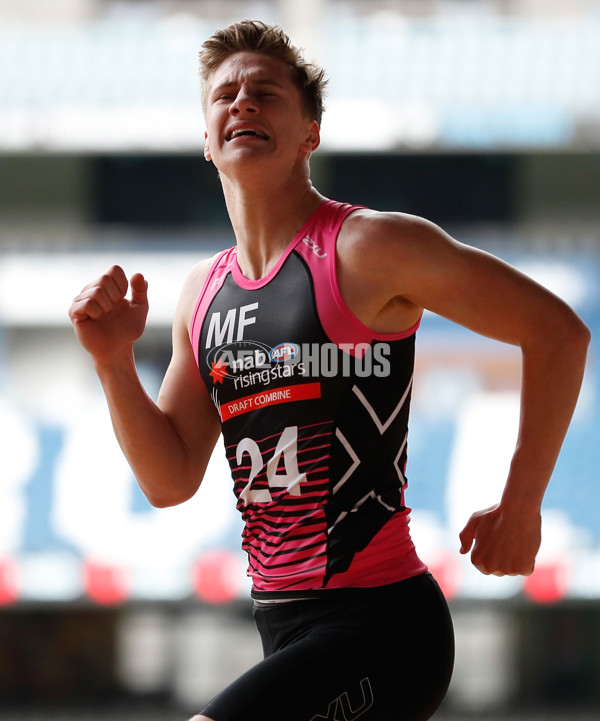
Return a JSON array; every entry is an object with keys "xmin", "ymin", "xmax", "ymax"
[
  {"xmin": 69, "ymin": 262, "xmax": 221, "ymax": 508},
  {"xmin": 338, "ymin": 211, "xmax": 591, "ymax": 576}
]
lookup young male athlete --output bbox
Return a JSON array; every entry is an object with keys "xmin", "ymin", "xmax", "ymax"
[{"xmin": 69, "ymin": 20, "xmax": 590, "ymax": 721}]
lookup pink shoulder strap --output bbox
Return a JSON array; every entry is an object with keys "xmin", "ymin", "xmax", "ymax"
[
  {"xmin": 294, "ymin": 201, "xmax": 420, "ymax": 353},
  {"xmin": 189, "ymin": 247, "xmax": 237, "ymax": 365}
]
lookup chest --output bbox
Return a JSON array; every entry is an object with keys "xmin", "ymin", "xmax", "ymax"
[{"xmin": 200, "ymin": 251, "xmax": 326, "ymax": 356}]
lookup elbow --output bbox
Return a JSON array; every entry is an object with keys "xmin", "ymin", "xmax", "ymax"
[
  {"xmin": 523, "ymin": 306, "xmax": 590, "ymax": 368},
  {"xmin": 547, "ymin": 311, "xmax": 591, "ymax": 376},
  {"xmin": 146, "ymin": 494, "xmax": 179, "ymax": 509},
  {"xmin": 142, "ymin": 479, "xmax": 201, "ymax": 509},
  {"xmin": 140, "ymin": 452, "xmax": 210, "ymax": 508},
  {"xmin": 145, "ymin": 492, "xmax": 194, "ymax": 509},
  {"xmin": 567, "ymin": 314, "xmax": 591, "ymax": 360}
]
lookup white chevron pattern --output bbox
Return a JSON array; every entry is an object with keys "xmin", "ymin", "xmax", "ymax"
[
  {"xmin": 393, "ymin": 432, "xmax": 408, "ymax": 486},
  {"xmin": 333, "ymin": 428, "xmax": 361, "ymax": 494},
  {"xmin": 352, "ymin": 375, "xmax": 413, "ymax": 434}
]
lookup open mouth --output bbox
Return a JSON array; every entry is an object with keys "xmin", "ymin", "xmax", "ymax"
[{"xmin": 227, "ymin": 128, "xmax": 270, "ymax": 141}]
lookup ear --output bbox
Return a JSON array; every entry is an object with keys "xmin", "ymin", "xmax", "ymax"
[
  {"xmin": 302, "ymin": 121, "xmax": 321, "ymax": 154},
  {"xmin": 204, "ymin": 131, "xmax": 212, "ymax": 162}
]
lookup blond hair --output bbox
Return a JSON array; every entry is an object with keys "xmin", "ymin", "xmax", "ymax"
[{"xmin": 199, "ymin": 20, "xmax": 327, "ymax": 125}]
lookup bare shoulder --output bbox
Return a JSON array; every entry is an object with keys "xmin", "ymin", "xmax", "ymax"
[
  {"xmin": 164, "ymin": 252, "xmax": 223, "ymax": 402},
  {"xmin": 337, "ymin": 208, "xmax": 453, "ymax": 295},
  {"xmin": 173, "ymin": 252, "xmax": 224, "ymax": 335},
  {"xmin": 335, "ymin": 209, "xmax": 446, "ymax": 332},
  {"xmin": 339, "ymin": 208, "xmax": 454, "ymax": 269}
]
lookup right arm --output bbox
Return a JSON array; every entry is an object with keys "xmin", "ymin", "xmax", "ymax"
[{"xmin": 68, "ymin": 263, "xmax": 221, "ymax": 508}]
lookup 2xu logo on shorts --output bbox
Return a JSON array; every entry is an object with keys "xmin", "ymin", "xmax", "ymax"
[{"xmin": 310, "ymin": 677, "xmax": 374, "ymax": 721}]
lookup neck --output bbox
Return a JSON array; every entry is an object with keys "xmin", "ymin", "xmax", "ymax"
[{"xmin": 221, "ymin": 169, "xmax": 327, "ymax": 280}]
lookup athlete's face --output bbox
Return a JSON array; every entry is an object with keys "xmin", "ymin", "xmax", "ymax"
[{"xmin": 204, "ymin": 52, "xmax": 320, "ymax": 175}]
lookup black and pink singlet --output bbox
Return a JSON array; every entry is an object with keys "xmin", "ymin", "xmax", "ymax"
[{"xmin": 190, "ymin": 200, "xmax": 427, "ymax": 596}]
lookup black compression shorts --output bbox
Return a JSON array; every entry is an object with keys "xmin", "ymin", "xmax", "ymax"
[{"xmin": 199, "ymin": 572, "xmax": 454, "ymax": 721}]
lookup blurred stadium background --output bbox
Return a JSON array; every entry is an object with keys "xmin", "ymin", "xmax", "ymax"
[{"xmin": 1, "ymin": 0, "xmax": 599, "ymax": 718}]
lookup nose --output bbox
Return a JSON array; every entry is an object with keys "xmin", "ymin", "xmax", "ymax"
[{"xmin": 229, "ymin": 85, "xmax": 258, "ymax": 116}]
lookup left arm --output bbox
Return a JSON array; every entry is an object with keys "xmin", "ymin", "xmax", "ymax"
[{"xmin": 338, "ymin": 210, "xmax": 591, "ymax": 576}]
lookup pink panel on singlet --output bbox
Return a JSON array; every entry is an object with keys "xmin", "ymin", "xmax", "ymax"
[{"xmin": 190, "ymin": 247, "xmax": 237, "ymax": 367}]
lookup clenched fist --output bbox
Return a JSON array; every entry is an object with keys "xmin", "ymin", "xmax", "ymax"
[
  {"xmin": 459, "ymin": 502, "xmax": 541, "ymax": 577},
  {"xmin": 68, "ymin": 265, "xmax": 149, "ymax": 365}
]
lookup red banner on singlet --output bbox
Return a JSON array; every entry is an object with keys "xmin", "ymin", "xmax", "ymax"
[{"xmin": 220, "ymin": 382, "xmax": 321, "ymax": 422}]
